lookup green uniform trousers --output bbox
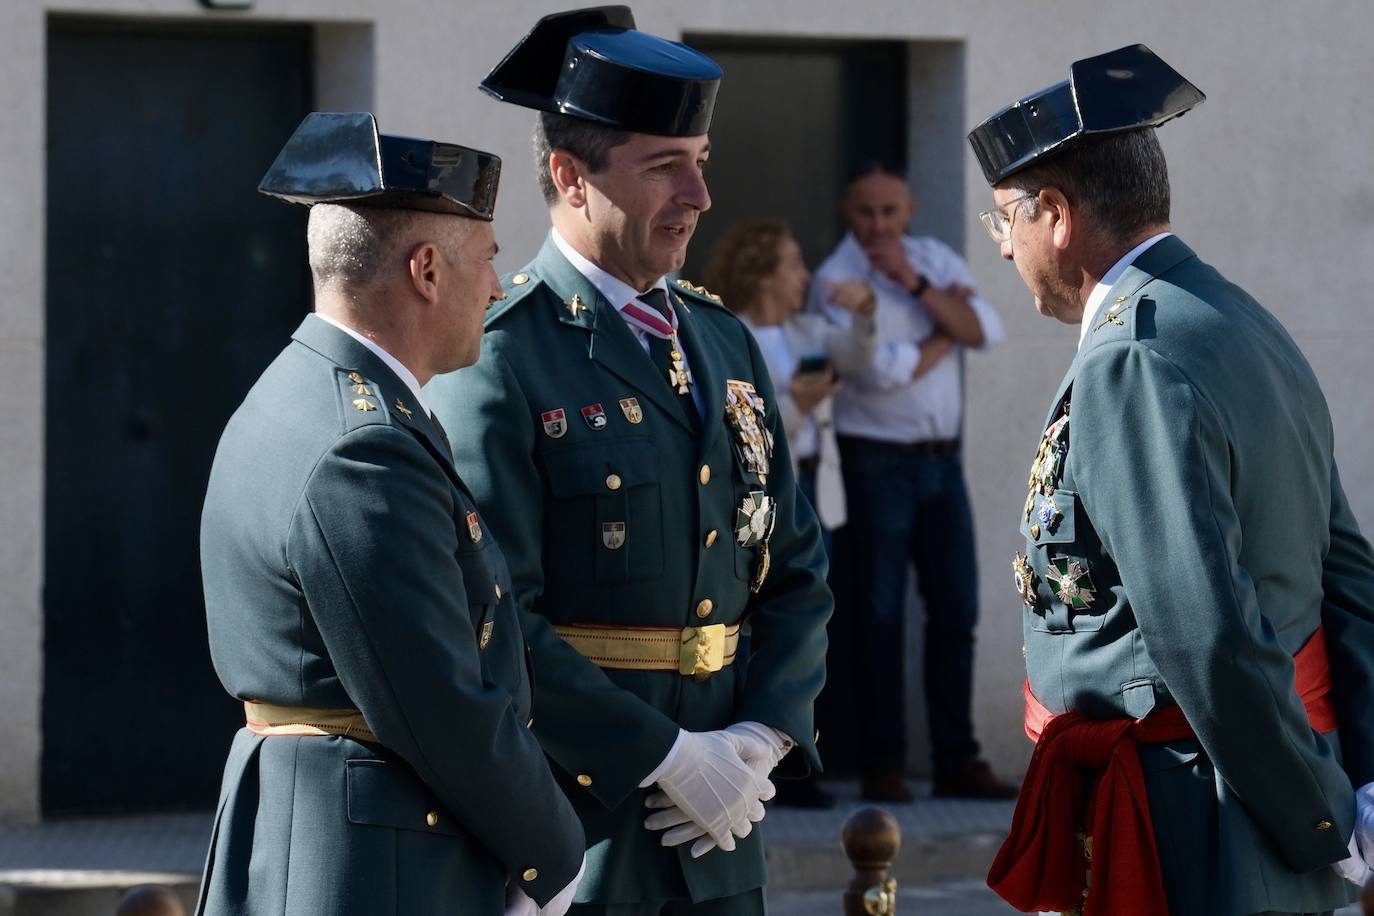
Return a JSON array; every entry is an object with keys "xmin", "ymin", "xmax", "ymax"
[{"xmin": 569, "ymin": 889, "xmax": 765, "ymax": 915}]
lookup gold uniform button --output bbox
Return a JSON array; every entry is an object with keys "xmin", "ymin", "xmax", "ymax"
[
  {"xmin": 695, "ymin": 599, "xmax": 714, "ymax": 619},
  {"xmin": 1316, "ymin": 819, "xmax": 1334, "ymax": 831},
  {"xmin": 606, "ymin": 474, "xmax": 622, "ymax": 491},
  {"xmin": 576, "ymin": 774, "xmax": 593, "ymax": 787},
  {"xmin": 704, "ymin": 529, "xmax": 718, "ymax": 548},
  {"xmin": 1030, "ymin": 523, "xmax": 1041, "ymax": 540},
  {"xmin": 698, "ymin": 465, "xmax": 711, "ymax": 485},
  {"xmin": 512, "ymin": 273, "xmax": 530, "ymax": 285},
  {"xmin": 522, "ymin": 868, "xmax": 539, "ymax": 882},
  {"xmin": 425, "ymin": 811, "xmax": 439, "ymax": 828}
]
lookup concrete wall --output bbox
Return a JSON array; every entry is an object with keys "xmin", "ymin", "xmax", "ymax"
[{"xmin": 4, "ymin": 0, "xmax": 1372, "ymax": 819}]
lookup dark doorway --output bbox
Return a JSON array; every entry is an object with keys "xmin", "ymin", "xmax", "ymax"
[
  {"xmin": 44, "ymin": 18, "xmax": 313, "ymax": 814},
  {"xmin": 680, "ymin": 36, "xmax": 907, "ymax": 279}
]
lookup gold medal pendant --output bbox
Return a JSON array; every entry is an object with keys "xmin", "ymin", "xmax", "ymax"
[{"xmin": 666, "ymin": 332, "xmax": 693, "ymax": 396}]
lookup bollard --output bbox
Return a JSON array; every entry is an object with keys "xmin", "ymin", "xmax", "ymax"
[{"xmin": 841, "ymin": 805, "xmax": 901, "ymax": 916}]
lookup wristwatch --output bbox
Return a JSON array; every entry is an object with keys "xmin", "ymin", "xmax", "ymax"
[{"xmin": 908, "ymin": 273, "xmax": 930, "ymax": 298}]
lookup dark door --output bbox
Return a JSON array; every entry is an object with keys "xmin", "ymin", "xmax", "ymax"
[
  {"xmin": 44, "ymin": 18, "xmax": 313, "ymax": 813},
  {"xmin": 680, "ymin": 36, "xmax": 907, "ymax": 278}
]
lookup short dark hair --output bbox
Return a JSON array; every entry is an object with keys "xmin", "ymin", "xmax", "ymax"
[
  {"xmin": 1005, "ymin": 128, "xmax": 1171, "ymax": 244},
  {"xmin": 532, "ymin": 112, "xmax": 631, "ymax": 205}
]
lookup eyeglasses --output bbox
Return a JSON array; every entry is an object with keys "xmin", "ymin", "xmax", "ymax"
[{"xmin": 978, "ymin": 192, "xmax": 1037, "ymax": 244}]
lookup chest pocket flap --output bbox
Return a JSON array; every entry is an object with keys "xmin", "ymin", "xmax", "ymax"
[{"xmin": 542, "ymin": 437, "xmax": 660, "ymax": 496}]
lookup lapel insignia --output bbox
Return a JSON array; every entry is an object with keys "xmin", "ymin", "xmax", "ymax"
[
  {"xmin": 541, "ymin": 408, "xmax": 567, "ymax": 439},
  {"xmin": 602, "ymin": 521, "xmax": 626, "ymax": 550},
  {"xmin": 352, "ymin": 398, "xmax": 377, "ymax": 412},
  {"xmin": 1047, "ymin": 557, "xmax": 1096, "ymax": 609},
  {"xmin": 581, "ymin": 403, "xmax": 608, "ymax": 430},
  {"xmin": 725, "ymin": 380, "xmax": 772, "ymax": 479},
  {"xmin": 1012, "ymin": 553, "xmax": 1038, "ymax": 609},
  {"xmin": 479, "ymin": 620, "xmax": 494, "ymax": 650},
  {"xmin": 618, "ymin": 397, "xmax": 643, "ymax": 424},
  {"xmin": 348, "ymin": 371, "xmax": 366, "ymax": 385},
  {"xmin": 735, "ymin": 491, "xmax": 776, "ymax": 548},
  {"xmin": 393, "ymin": 399, "xmax": 413, "ymax": 420},
  {"xmin": 465, "ymin": 511, "xmax": 482, "ymax": 543},
  {"xmin": 1094, "ymin": 295, "xmax": 1134, "ymax": 332},
  {"xmin": 564, "ymin": 294, "xmax": 587, "ymax": 318}
]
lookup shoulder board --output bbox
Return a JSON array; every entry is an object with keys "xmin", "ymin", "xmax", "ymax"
[
  {"xmin": 334, "ymin": 368, "xmax": 392, "ymax": 431},
  {"xmin": 485, "ymin": 267, "xmax": 546, "ymax": 323},
  {"xmin": 673, "ymin": 278, "xmax": 730, "ymax": 311},
  {"xmin": 1083, "ymin": 293, "xmax": 1143, "ymax": 349}
]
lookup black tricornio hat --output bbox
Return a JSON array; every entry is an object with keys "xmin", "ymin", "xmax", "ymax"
[
  {"xmin": 968, "ymin": 44, "xmax": 1205, "ymax": 185},
  {"xmin": 258, "ymin": 112, "xmax": 502, "ymax": 220},
  {"xmin": 480, "ymin": 5, "xmax": 723, "ymax": 137}
]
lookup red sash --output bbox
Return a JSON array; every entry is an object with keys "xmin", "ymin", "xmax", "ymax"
[{"xmin": 988, "ymin": 627, "xmax": 1337, "ymax": 915}]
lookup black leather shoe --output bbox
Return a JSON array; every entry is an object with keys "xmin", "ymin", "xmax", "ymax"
[
  {"xmin": 860, "ymin": 769, "xmax": 916, "ymax": 803},
  {"xmin": 931, "ymin": 759, "xmax": 1018, "ymax": 800}
]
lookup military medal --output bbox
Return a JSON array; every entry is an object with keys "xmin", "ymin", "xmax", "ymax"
[
  {"xmin": 1046, "ymin": 557, "xmax": 1096, "ymax": 609},
  {"xmin": 541, "ymin": 408, "xmax": 567, "ymax": 438},
  {"xmin": 736, "ymin": 491, "xmax": 776, "ymax": 548},
  {"xmin": 1012, "ymin": 552, "xmax": 1038, "ymax": 609},
  {"xmin": 725, "ymin": 380, "xmax": 773, "ymax": 480},
  {"xmin": 666, "ymin": 334, "xmax": 693, "ymax": 396},
  {"xmin": 618, "ymin": 397, "xmax": 643, "ymax": 424},
  {"xmin": 466, "ymin": 511, "xmax": 482, "ymax": 543},
  {"xmin": 602, "ymin": 521, "xmax": 626, "ymax": 550},
  {"xmin": 581, "ymin": 403, "xmax": 608, "ymax": 430},
  {"xmin": 479, "ymin": 620, "xmax": 494, "ymax": 650},
  {"xmin": 1037, "ymin": 494, "xmax": 1063, "ymax": 534}
]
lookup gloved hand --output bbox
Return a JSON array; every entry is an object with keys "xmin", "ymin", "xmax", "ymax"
[
  {"xmin": 643, "ymin": 789, "xmax": 765, "ymax": 858},
  {"xmin": 1355, "ymin": 781, "xmax": 1374, "ymax": 869},
  {"xmin": 640, "ymin": 729, "xmax": 774, "ymax": 853},
  {"xmin": 504, "ymin": 854, "xmax": 585, "ymax": 916},
  {"xmin": 724, "ymin": 721, "xmax": 794, "ymax": 780}
]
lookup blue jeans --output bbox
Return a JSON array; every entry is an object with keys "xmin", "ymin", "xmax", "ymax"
[{"xmin": 836, "ymin": 435, "xmax": 980, "ymax": 772}]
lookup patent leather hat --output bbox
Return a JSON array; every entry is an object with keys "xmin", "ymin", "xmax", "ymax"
[
  {"xmin": 259, "ymin": 112, "xmax": 501, "ymax": 220},
  {"xmin": 480, "ymin": 5, "xmax": 723, "ymax": 137},
  {"xmin": 968, "ymin": 44, "xmax": 1205, "ymax": 185}
]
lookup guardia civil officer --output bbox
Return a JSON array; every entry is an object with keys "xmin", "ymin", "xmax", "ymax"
[
  {"xmin": 426, "ymin": 8, "xmax": 832, "ymax": 914},
  {"xmin": 197, "ymin": 113, "xmax": 585, "ymax": 916},
  {"xmin": 968, "ymin": 47, "xmax": 1374, "ymax": 915}
]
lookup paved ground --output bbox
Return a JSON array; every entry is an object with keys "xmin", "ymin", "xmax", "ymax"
[{"xmin": 0, "ymin": 782, "xmax": 1364, "ymax": 914}]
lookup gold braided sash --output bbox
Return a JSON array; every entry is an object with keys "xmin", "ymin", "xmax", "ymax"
[
  {"xmin": 244, "ymin": 701, "xmax": 379, "ymax": 744},
  {"xmin": 553, "ymin": 622, "xmax": 740, "ymax": 676}
]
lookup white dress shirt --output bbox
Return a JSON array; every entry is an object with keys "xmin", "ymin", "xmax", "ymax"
[
  {"xmin": 316, "ymin": 311, "xmax": 431, "ymax": 415},
  {"xmin": 810, "ymin": 232, "xmax": 1005, "ymax": 444},
  {"xmin": 1078, "ymin": 232, "xmax": 1172, "ymax": 347},
  {"xmin": 551, "ymin": 229, "xmax": 704, "ymax": 418}
]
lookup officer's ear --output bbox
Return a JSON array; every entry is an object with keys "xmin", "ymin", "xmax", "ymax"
[
  {"xmin": 549, "ymin": 149, "xmax": 587, "ymax": 209},
  {"xmin": 406, "ymin": 241, "xmax": 442, "ymax": 306},
  {"xmin": 1040, "ymin": 186, "xmax": 1074, "ymax": 252}
]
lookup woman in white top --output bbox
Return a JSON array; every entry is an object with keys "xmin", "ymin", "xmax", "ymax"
[{"xmin": 703, "ymin": 221, "xmax": 877, "ymax": 535}]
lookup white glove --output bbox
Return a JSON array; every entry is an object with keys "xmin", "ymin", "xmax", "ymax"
[
  {"xmin": 642, "ymin": 723, "xmax": 791, "ymax": 857},
  {"xmin": 504, "ymin": 854, "xmax": 585, "ymax": 916},
  {"xmin": 1355, "ymin": 781, "xmax": 1374, "ymax": 869},
  {"xmin": 640, "ymin": 729, "xmax": 774, "ymax": 853}
]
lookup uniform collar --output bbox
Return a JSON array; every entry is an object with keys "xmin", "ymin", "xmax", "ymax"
[
  {"xmin": 550, "ymin": 227, "xmax": 670, "ymax": 314},
  {"xmin": 314, "ymin": 311, "xmax": 431, "ymax": 414},
  {"xmin": 1079, "ymin": 232, "xmax": 1172, "ymax": 347}
]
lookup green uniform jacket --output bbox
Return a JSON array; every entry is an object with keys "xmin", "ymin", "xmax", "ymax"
[
  {"xmin": 1015, "ymin": 236, "xmax": 1374, "ymax": 914},
  {"xmin": 197, "ymin": 315, "xmax": 584, "ymax": 916},
  {"xmin": 426, "ymin": 236, "xmax": 832, "ymax": 904}
]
